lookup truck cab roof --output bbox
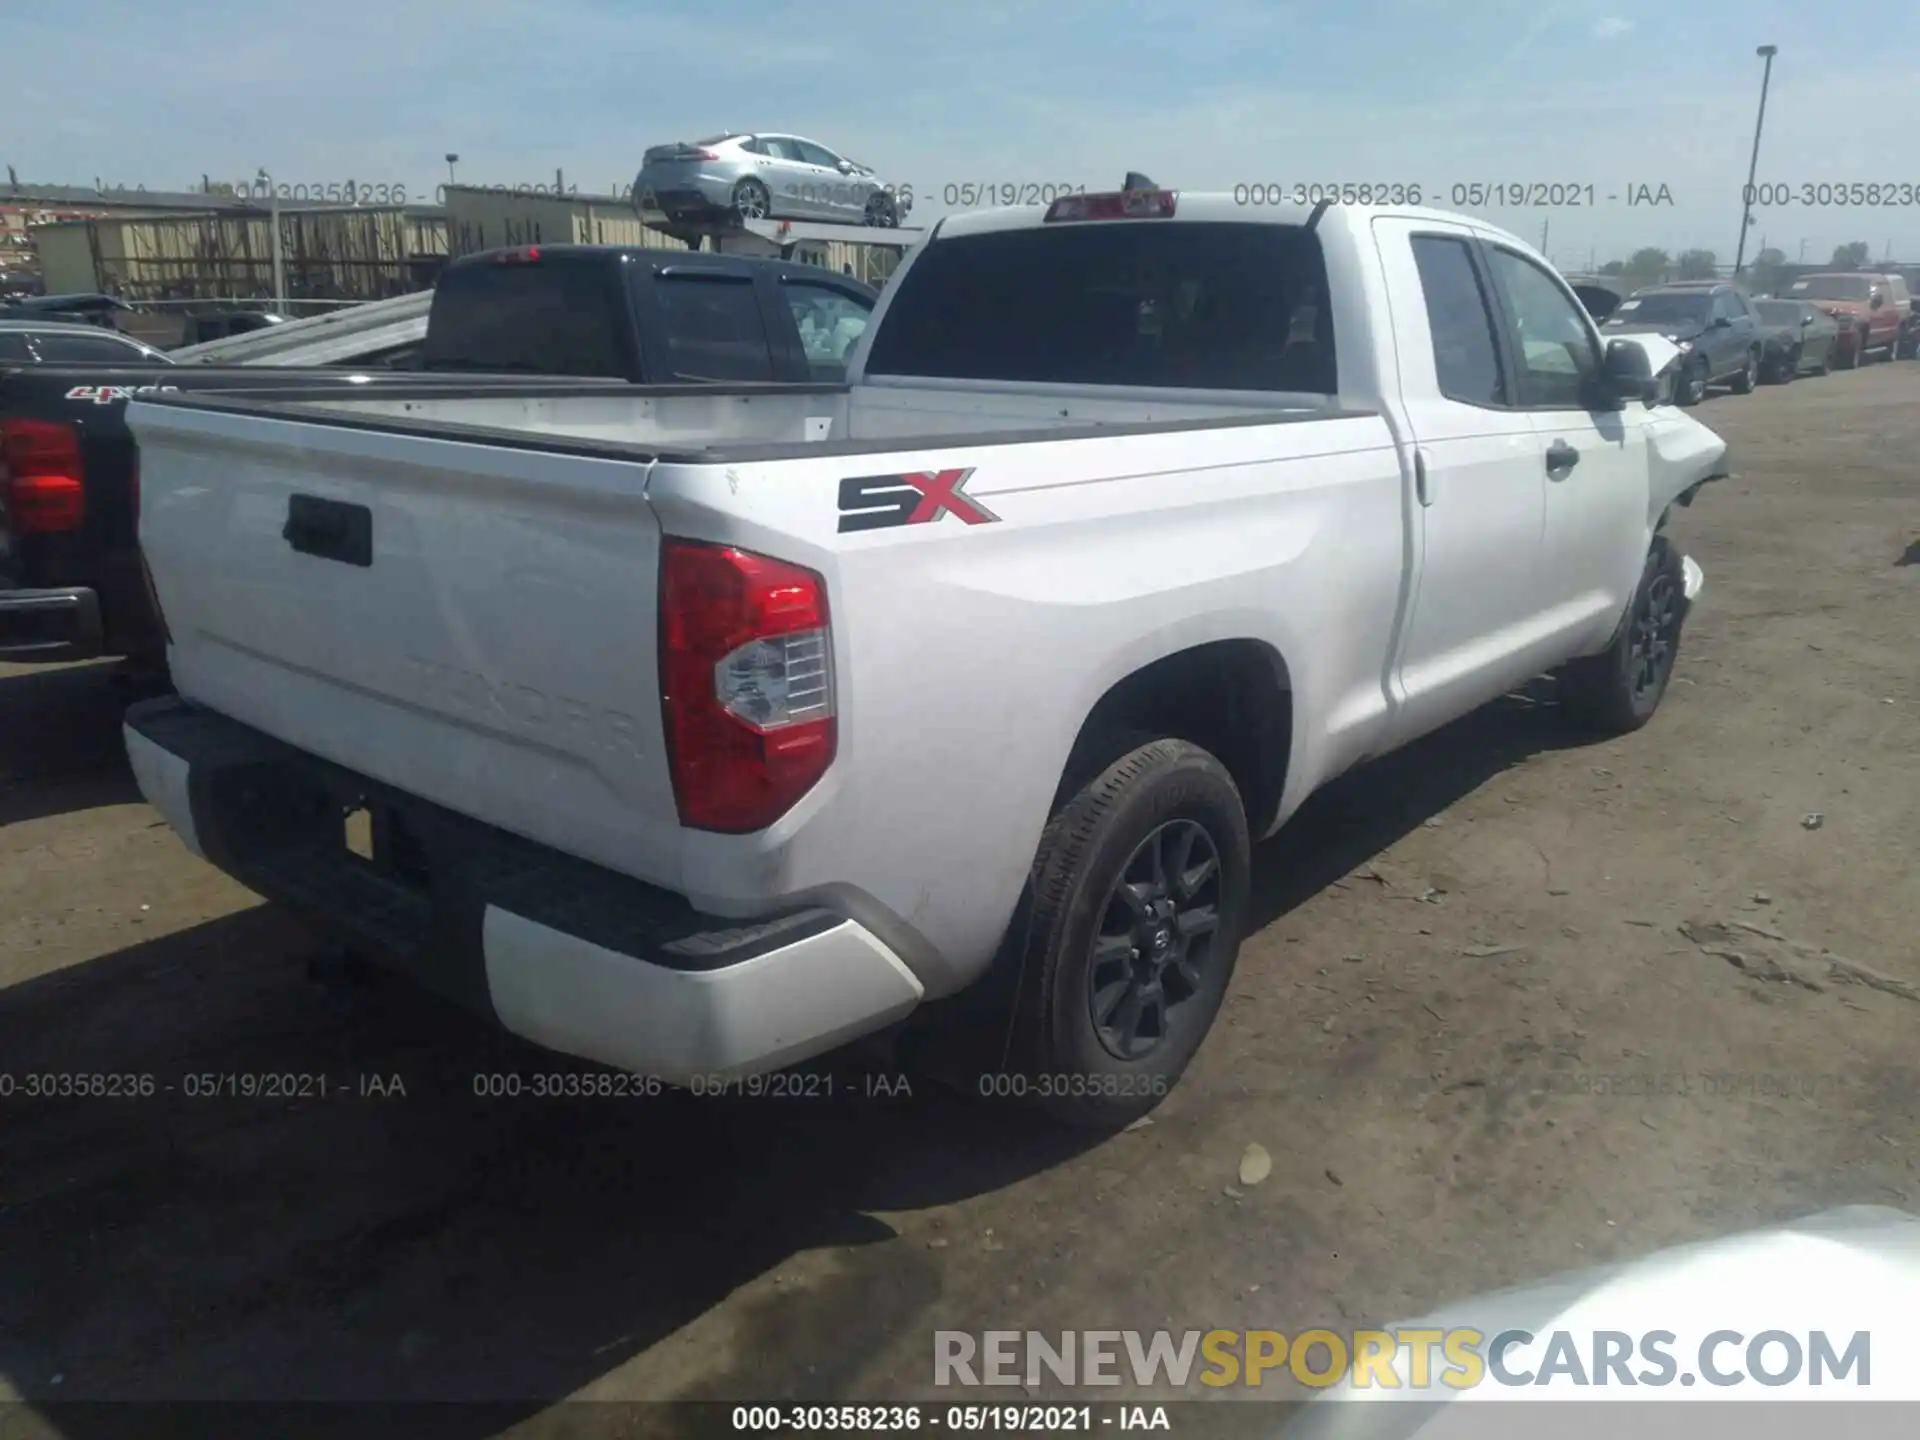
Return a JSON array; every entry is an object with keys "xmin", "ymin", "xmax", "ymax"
[{"xmin": 442, "ymin": 243, "xmax": 880, "ymax": 297}]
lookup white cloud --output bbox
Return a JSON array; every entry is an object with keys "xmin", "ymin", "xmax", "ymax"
[{"xmin": 1592, "ymin": 16, "xmax": 1635, "ymax": 38}]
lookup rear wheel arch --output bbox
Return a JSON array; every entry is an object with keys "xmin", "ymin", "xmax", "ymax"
[{"xmin": 1054, "ymin": 639, "xmax": 1293, "ymax": 838}]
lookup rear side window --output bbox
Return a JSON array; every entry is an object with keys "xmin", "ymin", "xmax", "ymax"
[
  {"xmin": 865, "ymin": 222, "xmax": 1337, "ymax": 392},
  {"xmin": 649, "ymin": 274, "xmax": 775, "ymax": 382},
  {"xmin": 1410, "ymin": 236, "xmax": 1506, "ymax": 406},
  {"xmin": 782, "ymin": 282, "xmax": 873, "ymax": 381},
  {"xmin": 420, "ymin": 260, "xmax": 627, "ymax": 376}
]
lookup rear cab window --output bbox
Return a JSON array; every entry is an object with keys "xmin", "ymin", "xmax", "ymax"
[
  {"xmin": 863, "ymin": 222, "xmax": 1336, "ymax": 393},
  {"xmin": 643, "ymin": 272, "xmax": 778, "ymax": 382},
  {"xmin": 421, "ymin": 258, "xmax": 632, "ymax": 376}
]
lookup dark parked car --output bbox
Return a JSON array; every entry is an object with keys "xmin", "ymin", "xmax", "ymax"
[
  {"xmin": 0, "ymin": 319, "xmax": 173, "ymax": 366},
  {"xmin": 1751, "ymin": 298, "xmax": 1839, "ymax": 380},
  {"xmin": 1601, "ymin": 281, "xmax": 1764, "ymax": 405}
]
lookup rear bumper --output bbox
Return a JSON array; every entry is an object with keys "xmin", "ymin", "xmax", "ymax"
[
  {"xmin": 640, "ymin": 178, "xmax": 735, "ymax": 215},
  {"xmin": 0, "ymin": 584, "xmax": 103, "ymax": 662},
  {"xmin": 123, "ymin": 697, "xmax": 925, "ymax": 1083}
]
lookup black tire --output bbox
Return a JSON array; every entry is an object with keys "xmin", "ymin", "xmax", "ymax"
[
  {"xmin": 1729, "ymin": 348, "xmax": 1760, "ymax": 394},
  {"xmin": 1777, "ymin": 346, "xmax": 1799, "ymax": 383},
  {"xmin": 1673, "ymin": 356, "xmax": 1708, "ymax": 406},
  {"xmin": 1006, "ymin": 737, "xmax": 1251, "ymax": 1129},
  {"xmin": 863, "ymin": 191, "xmax": 898, "ymax": 227},
  {"xmin": 729, "ymin": 177, "xmax": 772, "ymax": 222},
  {"xmin": 1557, "ymin": 537, "xmax": 1689, "ymax": 735}
]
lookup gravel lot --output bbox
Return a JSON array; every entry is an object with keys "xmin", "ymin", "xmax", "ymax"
[{"xmin": 2, "ymin": 364, "xmax": 1917, "ymax": 1431}]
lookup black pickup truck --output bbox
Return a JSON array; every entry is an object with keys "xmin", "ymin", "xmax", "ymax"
[{"xmin": 0, "ymin": 246, "xmax": 878, "ymax": 664}]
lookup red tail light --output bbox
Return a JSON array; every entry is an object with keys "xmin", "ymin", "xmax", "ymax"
[
  {"xmin": 493, "ymin": 245, "xmax": 542, "ymax": 263},
  {"xmin": 0, "ymin": 418, "xmax": 85, "ymax": 533},
  {"xmin": 660, "ymin": 539, "xmax": 836, "ymax": 833}
]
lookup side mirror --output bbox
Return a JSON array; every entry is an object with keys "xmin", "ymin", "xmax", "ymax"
[
  {"xmin": 1711, "ymin": 315, "xmax": 1733, "ymax": 329},
  {"xmin": 1802, "ymin": 316, "xmax": 1814, "ymax": 327},
  {"xmin": 1870, "ymin": 293, "xmax": 1885, "ymax": 310},
  {"xmin": 1599, "ymin": 338, "xmax": 1655, "ymax": 406},
  {"xmin": 836, "ymin": 159, "xmax": 856, "ymax": 174}
]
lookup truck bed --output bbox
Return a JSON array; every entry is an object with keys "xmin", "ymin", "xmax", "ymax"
[{"xmin": 132, "ymin": 377, "xmax": 1362, "ymax": 463}]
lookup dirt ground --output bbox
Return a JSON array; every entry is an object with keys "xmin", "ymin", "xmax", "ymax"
[{"xmin": 2, "ymin": 364, "xmax": 1917, "ymax": 1434}]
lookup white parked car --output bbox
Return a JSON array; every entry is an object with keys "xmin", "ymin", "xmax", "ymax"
[{"xmin": 123, "ymin": 189, "xmax": 1729, "ymax": 1128}]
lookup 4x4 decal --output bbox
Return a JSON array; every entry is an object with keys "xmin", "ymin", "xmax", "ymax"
[{"xmin": 63, "ymin": 384, "xmax": 181, "ymax": 404}]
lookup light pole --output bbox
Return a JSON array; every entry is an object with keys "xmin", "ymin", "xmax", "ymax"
[
  {"xmin": 446, "ymin": 153, "xmax": 460, "ymax": 188},
  {"xmin": 256, "ymin": 166, "xmax": 285, "ymax": 306},
  {"xmin": 1733, "ymin": 44, "xmax": 1778, "ymax": 277}
]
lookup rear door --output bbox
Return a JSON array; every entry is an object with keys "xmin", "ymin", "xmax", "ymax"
[
  {"xmin": 1478, "ymin": 240, "xmax": 1649, "ymax": 656},
  {"xmin": 756, "ymin": 136, "xmax": 819, "ymax": 217},
  {"xmin": 1723, "ymin": 288, "xmax": 1761, "ymax": 373},
  {"xmin": 1371, "ymin": 217, "xmax": 1552, "ymax": 741}
]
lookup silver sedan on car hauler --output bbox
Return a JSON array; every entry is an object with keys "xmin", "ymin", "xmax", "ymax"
[{"xmin": 635, "ymin": 131, "xmax": 911, "ymax": 228}]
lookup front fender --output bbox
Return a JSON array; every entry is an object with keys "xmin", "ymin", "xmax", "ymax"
[{"xmin": 1641, "ymin": 406, "xmax": 1731, "ymax": 530}]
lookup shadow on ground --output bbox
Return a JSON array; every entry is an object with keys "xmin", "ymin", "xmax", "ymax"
[
  {"xmin": 1245, "ymin": 680, "xmax": 1589, "ymax": 933},
  {"xmin": 0, "ymin": 682, "xmax": 1593, "ymax": 1438},
  {"xmin": 0, "ymin": 663, "xmax": 162, "ymax": 828}
]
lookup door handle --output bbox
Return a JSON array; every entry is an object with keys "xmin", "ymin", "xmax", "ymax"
[{"xmin": 1545, "ymin": 440, "xmax": 1579, "ymax": 477}]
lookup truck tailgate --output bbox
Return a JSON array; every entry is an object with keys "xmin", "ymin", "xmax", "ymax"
[{"xmin": 128, "ymin": 400, "xmax": 686, "ymax": 886}]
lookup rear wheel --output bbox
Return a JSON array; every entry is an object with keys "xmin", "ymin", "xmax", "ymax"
[
  {"xmin": 1730, "ymin": 348, "xmax": 1760, "ymax": 393},
  {"xmin": 729, "ymin": 177, "xmax": 772, "ymax": 222},
  {"xmin": 863, "ymin": 191, "xmax": 898, "ymax": 227},
  {"xmin": 1558, "ymin": 537, "xmax": 1689, "ymax": 734},
  {"xmin": 1006, "ymin": 737, "xmax": 1250, "ymax": 1129}
]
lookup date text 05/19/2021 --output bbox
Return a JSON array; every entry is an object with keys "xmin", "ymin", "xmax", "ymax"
[
  {"xmin": 1233, "ymin": 181, "xmax": 1676, "ymax": 208},
  {"xmin": 728, "ymin": 1404, "xmax": 1172, "ymax": 1431}
]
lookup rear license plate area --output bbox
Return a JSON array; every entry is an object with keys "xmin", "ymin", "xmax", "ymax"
[{"xmin": 341, "ymin": 801, "xmax": 432, "ymax": 888}]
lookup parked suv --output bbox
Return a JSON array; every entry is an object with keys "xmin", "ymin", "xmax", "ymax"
[
  {"xmin": 1601, "ymin": 281, "xmax": 1763, "ymax": 405},
  {"xmin": 1782, "ymin": 273, "xmax": 1904, "ymax": 367}
]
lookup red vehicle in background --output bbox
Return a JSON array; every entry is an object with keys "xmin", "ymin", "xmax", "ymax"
[{"xmin": 1782, "ymin": 272, "xmax": 1907, "ymax": 367}]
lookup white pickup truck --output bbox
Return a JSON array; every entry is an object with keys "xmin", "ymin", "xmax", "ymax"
[{"xmin": 122, "ymin": 190, "xmax": 1730, "ymax": 1127}]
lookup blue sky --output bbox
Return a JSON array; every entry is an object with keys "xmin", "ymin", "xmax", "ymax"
[{"xmin": 10, "ymin": 0, "xmax": 1920, "ymax": 267}]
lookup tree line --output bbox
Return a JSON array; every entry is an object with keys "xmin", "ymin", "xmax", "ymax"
[{"xmin": 1591, "ymin": 242, "xmax": 1878, "ymax": 292}]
